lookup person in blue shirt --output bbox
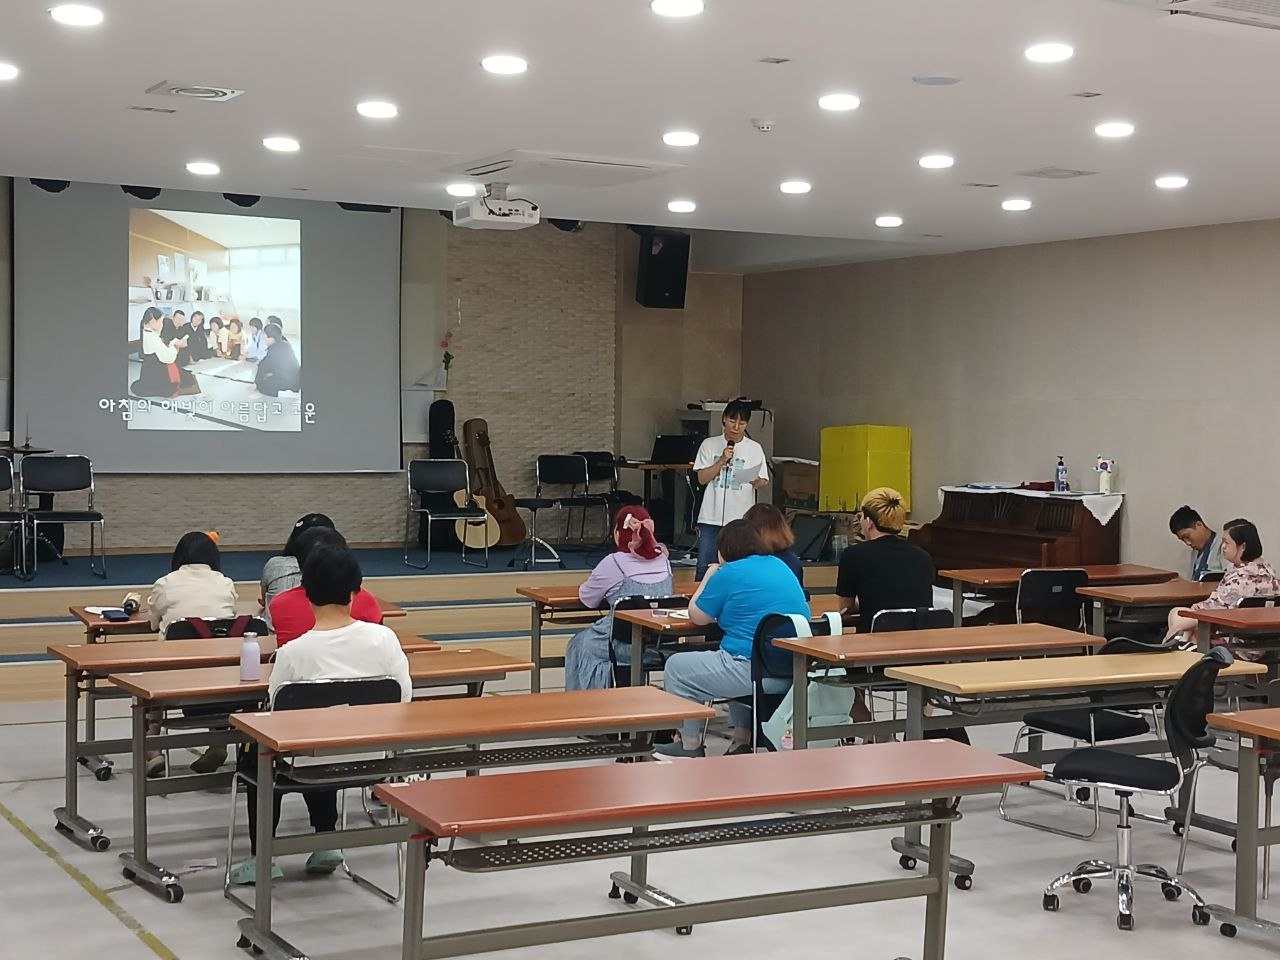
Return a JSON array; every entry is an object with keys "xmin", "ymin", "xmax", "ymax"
[
  {"xmin": 655, "ymin": 519, "xmax": 809, "ymax": 758},
  {"xmin": 1169, "ymin": 505, "xmax": 1227, "ymax": 581},
  {"xmin": 243, "ymin": 316, "xmax": 269, "ymax": 362}
]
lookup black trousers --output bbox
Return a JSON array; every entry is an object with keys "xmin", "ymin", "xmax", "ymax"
[{"xmin": 239, "ymin": 747, "xmax": 338, "ymax": 855}]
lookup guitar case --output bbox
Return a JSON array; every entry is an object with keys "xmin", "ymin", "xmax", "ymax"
[{"xmin": 420, "ymin": 399, "xmax": 462, "ymax": 552}]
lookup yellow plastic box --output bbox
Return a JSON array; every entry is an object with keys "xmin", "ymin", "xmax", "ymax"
[{"xmin": 819, "ymin": 424, "xmax": 912, "ymax": 514}]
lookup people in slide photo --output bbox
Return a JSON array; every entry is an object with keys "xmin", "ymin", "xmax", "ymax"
[
  {"xmin": 210, "ymin": 316, "xmax": 229, "ymax": 357},
  {"xmin": 169, "ymin": 309, "xmax": 192, "ymax": 365},
  {"xmin": 226, "ymin": 317, "xmax": 245, "ymax": 360},
  {"xmin": 244, "ymin": 317, "xmax": 268, "ymax": 361},
  {"xmin": 255, "ymin": 322, "xmax": 301, "ymax": 397},
  {"xmin": 187, "ymin": 311, "xmax": 211, "ymax": 361},
  {"xmin": 132, "ymin": 306, "xmax": 199, "ymax": 398}
]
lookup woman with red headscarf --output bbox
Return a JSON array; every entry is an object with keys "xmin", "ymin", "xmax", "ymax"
[{"xmin": 563, "ymin": 506, "xmax": 673, "ymax": 691}]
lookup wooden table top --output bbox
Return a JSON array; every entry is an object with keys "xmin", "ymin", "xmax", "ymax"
[
  {"xmin": 106, "ymin": 649, "xmax": 532, "ymax": 701},
  {"xmin": 1077, "ymin": 579, "xmax": 1214, "ymax": 605},
  {"xmin": 374, "ymin": 739, "xmax": 1043, "ymax": 838},
  {"xmin": 516, "ymin": 585, "xmax": 593, "ymax": 609},
  {"xmin": 230, "ymin": 686, "xmax": 714, "ymax": 753},
  {"xmin": 1209, "ymin": 708, "xmax": 1280, "ymax": 742},
  {"xmin": 774, "ymin": 622, "xmax": 1096, "ymax": 664},
  {"xmin": 614, "ymin": 594, "xmax": 841, "ymax": 635},
  {"xmin": 374, "ymin": 596, "xmax": 405, "ymax": 618},
  {"xmin": 1176, "ymin": 607, "xmax": 1280, "ymax": 630},
  {"xmin": 939, "ymin": 564, "xmax": 1177, "ymax": 588},
  {"xmin": 48, "ymin": 632, "xmax": 439, "ymax": 671},
  {"xmin": 68, "ymin": 606, "xmax": 154, "ymax": 633},
  {"xmin": 884, "ymin": 650, "xmax": 1264, "ymax": 695}
]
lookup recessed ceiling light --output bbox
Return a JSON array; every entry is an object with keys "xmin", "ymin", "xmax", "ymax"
[
  {"xmin": 262, "ymin": 136, "xmax": 300, "ymax": 153},
  {"xmin": 185, "ymin": 161, "xmax": 220, "ymax": 176},
  {"xmin": 1155, "ymin": 174, "xmax": 1189, "ymax": 190},
  {"xmin": 1025, "ymin": 42, "xmax": 1074, "ymax": 63},
  {"xmin": 1001, "ymin": 197, "xmax": 1032, "ymax": 212},
  {"xmin": 446, "ymin": 183, "xmax": 478, "ymax": 198},
  {"xmin": 48, "ymin": 4, "xmax": 103, "ymax": 26},
  {"xmin": 818, "ymin": 92, "xmax": 860, "ymax": 112},
  {"xmin": 356, "ymin": 100, "xmax": 398, "ymax": 119},
  {"xmin": 780, "ymin": 180, "xmax": 811, "ymax": 194},
  {"xmin": 1095, "ymin": 120, "xmax": 1134, "ymax": 138},
  {"xmin": 0, "ymin": 62, "xmax": 17, "ymax": 81},
  {"xmin": 919, "ymin": 154, "xmax": 954, "ymax": 169},
  {"xmin": 875, "ymin": 215, "xmax": 903, "ymax": 228},
  {"xmin": 651, "ymin": 0, "xmax": 704, "ymax": 16},
  {"xmin": 662, "ymin": 130, "xmax": 700, "ymax": 147},
  {"xmin": 481, "ymin": 55, "xmax": 528, "ymax": 75},
  {"xmin": 667, "ymin": 199, "xmax": 696, "ymax": 213}
]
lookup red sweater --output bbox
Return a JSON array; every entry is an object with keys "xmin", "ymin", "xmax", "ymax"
[{"xmin": 270, "ymin": 586, "xmax": 384, "ymax": 644}]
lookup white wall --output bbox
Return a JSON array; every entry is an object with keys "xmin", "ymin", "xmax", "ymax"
[{"xmin": 743, "ymin": 216, "xmax": 1280, "ymax": 571}]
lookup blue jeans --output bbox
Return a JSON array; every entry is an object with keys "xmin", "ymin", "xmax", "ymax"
[
  {"xmin": 663, "ymin": 648, "xmax": 753, "ymax": 741},
  {"xmin": 695, "ymin": 524, "xmax": 720, "ymax": 581}
]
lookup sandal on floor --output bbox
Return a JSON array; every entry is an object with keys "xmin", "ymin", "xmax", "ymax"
[
  {"xmin": 228, "ymin": 859, "xmax": 284, "ymax": 886},
  {"xmin": 304, "ymin": 849, "xmax": 344, "ymax": 875}
]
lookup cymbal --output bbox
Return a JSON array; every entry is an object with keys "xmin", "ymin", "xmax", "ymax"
[{"xmin": 0, "ymin": 443, "xmax": 52, "ymax": 455}]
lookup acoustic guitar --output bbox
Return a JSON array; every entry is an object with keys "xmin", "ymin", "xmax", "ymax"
[
  {"xmin": 443, "ymin": 429, "xmax": 501, "ymax": 549},
  {"xmin": 461, "ymin": 417, "xmax": 527, "ymax": 547}
]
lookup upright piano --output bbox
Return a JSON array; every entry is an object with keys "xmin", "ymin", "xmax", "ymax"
[{"xmin": 909, "ymin": 488, "xmax": 1120, "ymax": 572}]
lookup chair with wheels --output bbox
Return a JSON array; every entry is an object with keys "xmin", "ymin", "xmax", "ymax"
[
  {"xmin": 403, "ymin": 459, "xmax": 489, "ymax": 569},
  {"xmin": 1000, "ymin": 635, "xmax": 1172, "ymax": 839},
  {"xmin": 19, "ymin": 454, "xmax": 106, "ymax": 579},
  {"xmin": 1016, "ymin": 568, "xmax": 1088, "ymax": 629},
  {"xmin": 1040, "ymin": 647, "xmax": 1232, "ymax": 931},
  {"xmin": 224, "ymin": 676, "xmax": 405, "ymax": 913}
]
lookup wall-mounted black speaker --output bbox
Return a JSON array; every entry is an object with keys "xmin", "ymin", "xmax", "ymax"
[
  {"xmin": 635, "ymin": 231, "xmax": 690, "ymax": 309},
  {"xmin": 122, "ymin": 185, "xmax": 162, "ymax": 200},
  {"xmin": 30, "ymin": 178, "xmax": 70, "ymax": 193},
  {"xmin": 223, "ymin": 193, "xmax": 260, "ymax": 208},
  {"xmin": 337, "ymin": 202, "xmax": 393, "ymax": 213}
]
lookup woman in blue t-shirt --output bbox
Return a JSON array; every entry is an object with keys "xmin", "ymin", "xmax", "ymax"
[{"xmin": 655, "ymin": 519, "xmax": 809, "ymax": 758}]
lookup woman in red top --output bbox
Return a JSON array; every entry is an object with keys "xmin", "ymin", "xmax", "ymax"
[{"xmin": 270, "ymin": 528, "xmax": 384, "ymax": 642}]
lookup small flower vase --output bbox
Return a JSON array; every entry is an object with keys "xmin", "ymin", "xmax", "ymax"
[{"xmin": 1099, "ymin": 471, "xmax": 1112, "ymax": 495}]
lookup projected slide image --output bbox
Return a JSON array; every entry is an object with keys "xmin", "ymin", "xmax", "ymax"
[{"xmin": 126, "ymin": 209, "xmax": 303, "ymax": 432}]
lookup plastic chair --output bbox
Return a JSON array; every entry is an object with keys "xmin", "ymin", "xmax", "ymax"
[
  {"xmin": 20, "ymin": 454, "xmax": 106, "ymax": 578},
  {"xmin": 403, "ymin": 459, "xmax": 488, "ymax": 569}
]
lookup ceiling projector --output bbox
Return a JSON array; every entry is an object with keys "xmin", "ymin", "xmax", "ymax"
[{"xmin": 452, "ymin": 182, "xmax": 540, "ymax": 230}]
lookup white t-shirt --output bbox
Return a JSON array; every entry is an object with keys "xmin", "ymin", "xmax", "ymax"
[
  {"xmin": 267, "ymin": 619, "xmax": 412, "ymax": 704},
  {"xmin": 695, "ymin": 434, "xmax": 768, "ymax": 526}
]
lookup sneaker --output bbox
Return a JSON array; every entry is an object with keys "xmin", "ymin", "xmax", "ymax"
[
  {"xmin": 190, "ymin": 745, "xmax": 227, "ymax": 774},
  {"xmin": 228, "ymin": 859, "xmax": 284, "ymax": 886},
  {"xmin": 304, "ymin": 849, "xmax": 344, "ymax": 875},
  {"xmin": 145, "ymin": 755, "xmax": 167, "ymax": 779},
  {"xmin": 653, "ymin": 741, "xmax": 706, "ymax": 759},
  {"xmin": 724, "ymin": 743, "xmax": 754, "ymax": 756}
]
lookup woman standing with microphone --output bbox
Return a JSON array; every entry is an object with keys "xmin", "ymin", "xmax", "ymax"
[{"xmin": 692, "ymin": 399, "xmax": 769, "ymax": 580}]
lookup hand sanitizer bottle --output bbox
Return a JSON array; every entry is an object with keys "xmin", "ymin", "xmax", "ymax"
[
  {"xmin": 239, "ymin": 633, "xmax": 261, "ymax": 682},
  {"xmin": 1054, "ymin": 456, "xmax": 1068, "ymax": 493}
]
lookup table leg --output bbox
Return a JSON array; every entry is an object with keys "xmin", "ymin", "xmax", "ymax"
[
  {"xmin": 402, "ymin": 837, "xmax": 427, "ymax": 960},
  {"xmin": 119, "ymin": 700, "xmax": 181, "ymax": 899},
  {"xmin": 1197, "ymin": 620, "xmax": 1211, "ymax": 653},
  {"xmin": 80, "ymin": 676, "xmax": 111, "ymax": 778},
  {"xmin": 1237, "ymin": 735, "xmax": 1261, "ymax": 922},
  {"xmin": 791, "ymin": 652, "xmax": 809, "ymax": 750},
  {"xmin": 630, "ymin": 622, "xmax": 645, "ymax": 689},
  {"xmin": 253, "ymin": 748, "xmax": 275, "ymax": 936},
  {"xmin": 54, "ymin": 667, "xmax": 108, "ymax": 851},
  {"xmin": 529, "ymin": 602, "xmax": 543, "ymax": 694},
  {"xmin": 951, "ymin": 583, "xmax": 963, "ymax": 628},
  {"xmin": 1091, "ymin": 600, "xmax": 1108, "ymax": 638},
  {"xmin": 923, "ymin": 811, "xmax": 953, "ymax": 960}
]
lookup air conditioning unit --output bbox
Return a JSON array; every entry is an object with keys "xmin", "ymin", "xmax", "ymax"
[
  {"xmin": 445, "ymin": 149, "xmax": 682, "ymax": 188},
  {"xmin": 1110, "ymin": 0, "xmax": 1280, "ymax": 31}
]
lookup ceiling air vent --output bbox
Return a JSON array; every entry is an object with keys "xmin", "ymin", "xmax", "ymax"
[
  {"xmin": 128, "ymin": 105, "xmax": 176, "ymax": 114},
  {"xmin": 1072, "ymin": 91, "xmax": 1104, "ymax": 98},
  {"xmin": 1109, "ymin": 0, "xmax": 1280, "ymax": 30},
  {"xmin": 445, "ymin": 150, "xmax": 682, "ymax": 188},
  {"xmin": 145, "ymin": 80, "xmax": 244, "ymax": 102},
  {"xmin": 962, "ymin": 182, "xmax": 1000, "ymax": 188},
  {"xmin": 1016, "ymin": 166, "xmax": 1099, "ymax": 180}
]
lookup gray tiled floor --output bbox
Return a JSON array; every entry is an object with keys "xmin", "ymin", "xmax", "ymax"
[{"xmin": 1, "ymin": 690, "xmax": 1276, "ymax": 959}]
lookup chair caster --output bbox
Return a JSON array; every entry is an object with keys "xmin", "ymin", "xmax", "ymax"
[
  {"xmin": 1117, "ymin": 913, "xmax": 1134, "ymax": 931},
  {"xmin": 1074, "ymin": 787, "xmax": 1091, "ymax": 803},
  {"xmin": 623, "ymin": 891, "xmax": 639, "ymax": 904},
  {"xmin": 91, "ymin": 835, "xmax": 111, "ymax": 852},
  {"xmin": 898, "ymin": 855, "xmax": 917, "ymax": 871},
  {"xmin": 676, "ymin": 925, "xmax": 692, "ymax": 936},
  {"xmin": 1232, "ymin": 838, "xmax": 1238, "ymax": 853},
  {"xmin": 165, "ymin": 884, "xmax": 184, "ymax": 904},
  {"xmin": 1043, "ymin": 893, "xmax": 1059, "ymax": 912},
  {"xmin": 121, "ymin": 867, "xmax": 135, "ymax": 881},
  {"xmin": 1172, "ymin": 822, "xmax": 1184, "ymax": 837},
  {"xmin": 608, "ymin": 883, "xmax": 621, "ymax": 900},
  {"xmin": 1192, "ymin": 905, "xmax": 1211, "ymax": 926},
  {"xmin": 1072, "ymin": 877, "xmax": 1092, "ymax": 894},
  {"xmin": 1221, "ymin": 923, "xmax": 1237, "ymax": 938},
  {"xmin": 95, "ymin": 766, "xmax": 113, "ymax": 782},
  {"xmin": 954, "ymin": 874, "xmax": 972, "ymax": 891},
  {"xmin": 1162, "ymin": 883, "xmax": 1181, "ymax": 901},
  {"xmin": 236, "ymin": 935, "xmax": 251, "ymax": 949}
]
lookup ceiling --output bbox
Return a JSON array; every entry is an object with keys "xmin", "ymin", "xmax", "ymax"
[
  {"xmin": 150, "ymin": 210, "xmax": 299, "ymax": 248},
  {"xmin": 3, "ymin": 0, "xmax": 1280, "ymax": 265}
]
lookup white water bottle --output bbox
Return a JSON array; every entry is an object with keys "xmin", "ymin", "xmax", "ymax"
[
  {"xmin": 1054, "ymin": 456, "xmax": 1068, "ymax": 493},
  {"xmin": 239, "ymin": 633, "xmax": 261, "ymax": 682}
]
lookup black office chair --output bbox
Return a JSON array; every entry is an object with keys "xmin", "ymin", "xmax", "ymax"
[
  {"xmin": 0, "ymin": 457, "xmax": 22, "ymax": 575},
  {"xmin": 860, "ymin": 608, "xmax": 953, "ymax": 723},
  {"xmin": 541, "ymin": 454, "xmax": 609, "ymax": 543},
  {"xmin": 1017, "ymin": 568, "xmax": 1088, "ymax": 630},
  {"xmin": 510, "ymin": 455, "xmax": 600, "ymax": 569},
  {"xmin": 1198, "ymin": 571, "xmax": 1225, "ymax": 583},
  {"xmin": 1040, "ymin": 648, "xmax": 1232, "ymax": 931},
  {"xmin": 1000, "ymin": 635, "xmax": 1172, "ymax": 839},
  {"xmin": 605, "ymin": 595, "xmax": 691, "ymax": 688},
  {"xmin": 164, "ymin": 616, "xmax": 270, "ymax": 640},
  {"xmin": 403, "ymin": 459, "xmax": 488, "ymax": 569},
  {"xmin": 20, "ymin": 454, "xmax": 106, "ymax": 579},
  {"xmin": 576, "ymin": 451, "xmax": 643, "ymax": 520},
  {"xmin": 224, "ymin": 677, "xmax": 405, "ymax": 912},
  {"xmin": 743, "ymin": 611, "xmax": 843, "ymax": 752}
]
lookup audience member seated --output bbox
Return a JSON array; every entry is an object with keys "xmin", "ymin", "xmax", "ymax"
[
  {"xmin": 141, "ymin": 531, "xmax": 239, "ymax": 775},
  {"xmin": 563, "ymin": 506, "xmax": 673, "ymax": 692},
  {"xmin": 1165, "ymin": 518, "xmax": 1280, "ymax": 647},
  {"xmin": 270, "ymin": 528, "xmax": 383, "ymax": 644},
  {"xmin": 655, "ymin": 520, "xmax": 808, "ymax": 758},
  {"xmin": 744, "ymin": 502, "xmax": 803, "ymax": 586},
  {"xmin": 230, "ymin": 542, "xmax": 411, "ymax": 886},
  {"xmin": 1169, "ymin": 504, "xmax": 1227, "ymax": 581},
  {"xmin": 259, "ymin": 513, "xmax": 335, "ymax": 629},
  {"xmin": 835, "ymin": 488, "xmax": 935, "ymax": 723}
]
